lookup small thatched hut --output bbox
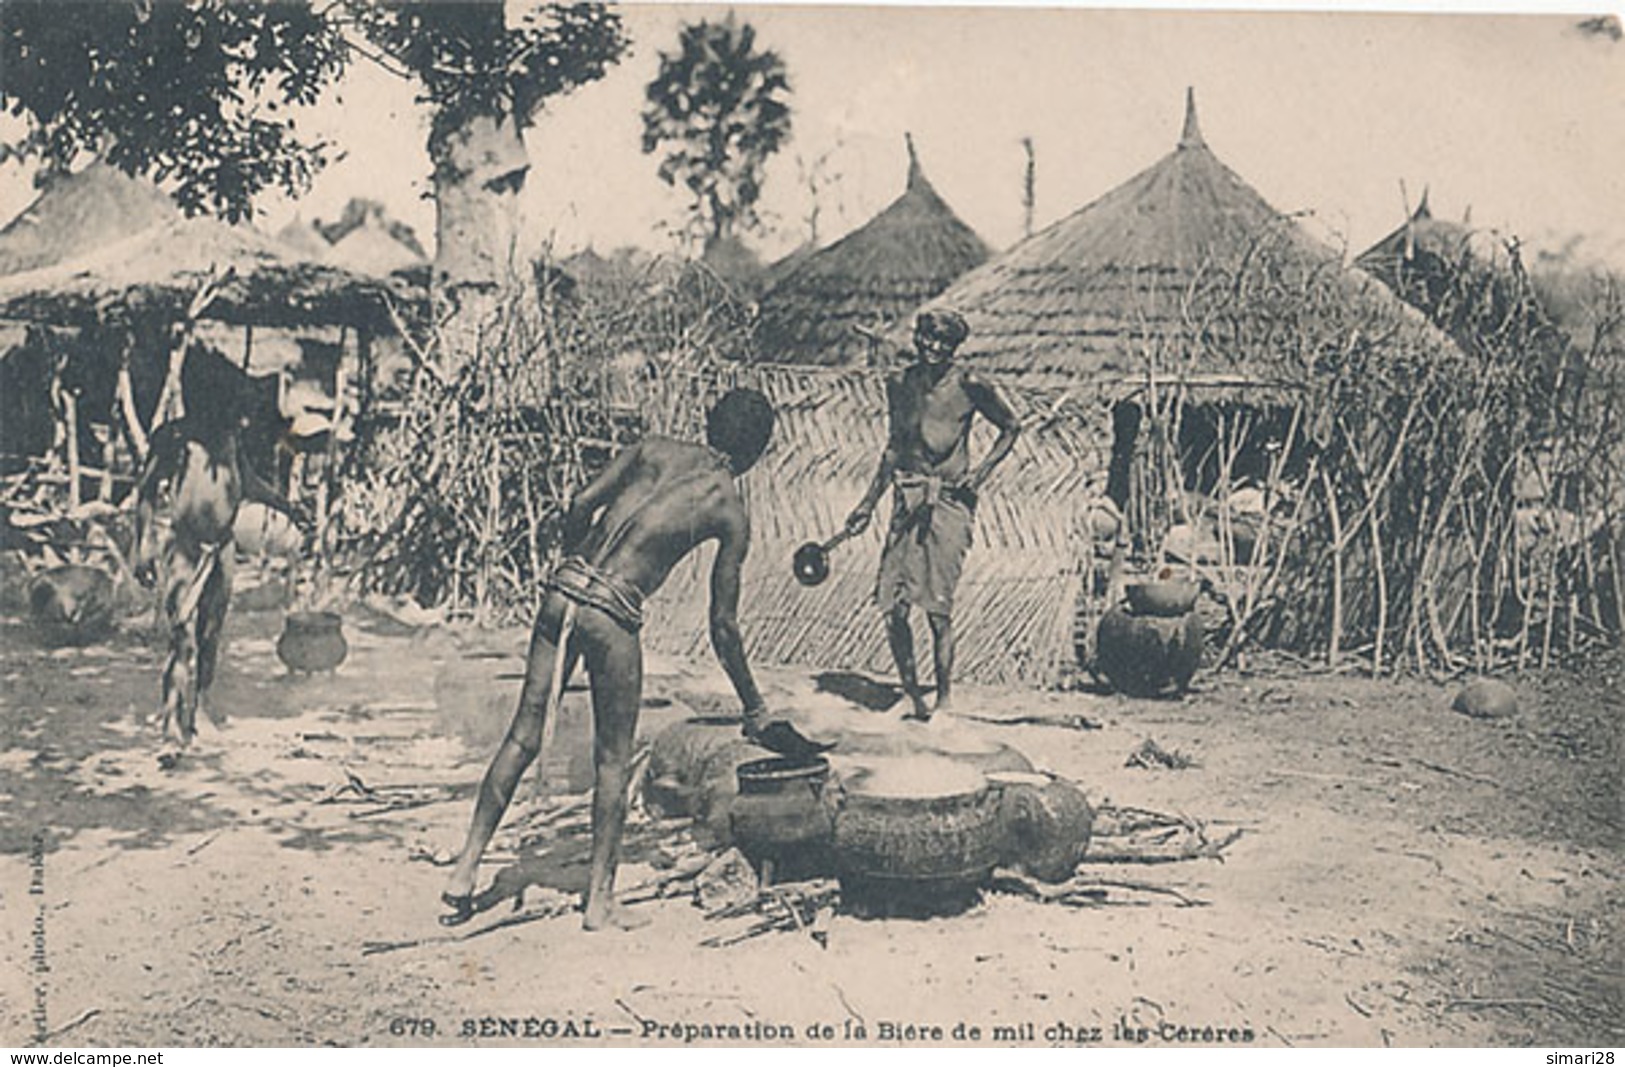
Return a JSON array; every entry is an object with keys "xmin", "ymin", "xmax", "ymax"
[
  {"xmin": 755, "ymin": 137, "xmax": 990, "ymax": 366},
  {"xmin": 0, "ymin": 214, "xmax": 409, "ymax": 330}
]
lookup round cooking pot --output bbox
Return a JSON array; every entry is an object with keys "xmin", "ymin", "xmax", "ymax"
[
  {"xmin": 986, "ymin": 771, "xmax": 1094, "ymax": 883},
  {"xmin": 277, "ymin": 610, "xmax": 348, "ymax": 674},
  {"xmin": 1094, "ymin": 606, "xmax": 1203, "ymax": 697},
  {"xmin": 731, "ymin": 756, "xmax": 836, "ymax": 881},
  {"xmin": 29, "ymin": 564, "xmax": 116, "ymax": 646},
  {"xmin": 832, "ymin": 757, "xmax": 1000, "ymax": 913}
]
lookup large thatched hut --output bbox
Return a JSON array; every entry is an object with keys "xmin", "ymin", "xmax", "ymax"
[
  {"xmin": 918, "ymin": 91, "xmax": 1455, "ymax": 385},
  {"xmin": 755, "ymin": 138, "xmax": 989, "ymax": 366},
  {"xmin": 0, "ymin": 164, "xmax": 180, "ymax": 278}
]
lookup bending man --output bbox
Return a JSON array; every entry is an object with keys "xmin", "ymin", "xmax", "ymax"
[
  {"xmin": 442, "ymin": 388, "xmax": 827, "ymax": 932},
  {"xmin": 844, "ymin": 310, "xmax": 1021, "ymax": 721}
]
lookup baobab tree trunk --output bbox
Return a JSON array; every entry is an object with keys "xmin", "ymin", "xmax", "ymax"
[
  {"xmin": 429, "ymin": 109, "xmax": 531, "ymax": 373},
  {"xmin": 432, "ymin": 111, "xmax": 530, "ymax": 287}
]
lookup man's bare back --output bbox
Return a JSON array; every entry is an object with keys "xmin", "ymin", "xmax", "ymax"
[{"xmin": 569, "ymin": 437, "xmax": 743, "ymax": 597}]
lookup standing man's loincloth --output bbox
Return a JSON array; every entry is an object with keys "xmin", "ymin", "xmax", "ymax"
[
  {"xmin": 545, "ymin": 556, "xmax": 645, "ymax": 632},
  {"xmin": 875, "ymin": 473, "xmax": 975, "ymax": 618}
]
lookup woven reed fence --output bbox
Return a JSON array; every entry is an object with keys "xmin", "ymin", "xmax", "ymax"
[{"xmin": 636, "ymin": 363, "xmax": 1115, "ymax": 688}]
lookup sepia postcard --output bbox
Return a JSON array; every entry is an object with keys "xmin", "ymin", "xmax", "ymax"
[{"xmin": 0, "ymin": 1, "xmax": 1619, "ymax": 1052}]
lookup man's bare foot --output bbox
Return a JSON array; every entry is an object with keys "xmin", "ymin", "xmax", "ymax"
[
  {"xmin": 933, "ymin": 696, "xmax": 953, "ymax": 718},
  {"xmin": 439, "ymin": 890, "xmax": 478, "ymax": 927},
  {"xmin": 582, "ymin": 903, "xmax": 652, "ymax": 932}
]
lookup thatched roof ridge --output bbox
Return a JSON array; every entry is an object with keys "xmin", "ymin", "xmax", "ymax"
[
  {"xmin": 323, "ymin": 216, "xmax": 427, "ymax": 278},
  {"xmin": 0, "ymin": 215, "xmax": 413, "ymax": 329},
  {"xmin": 755, "ymin": 137, "xmax": 990, "ymax": 365},
  {"xmin": 275, "ymin": 216, "xmax": 334, "ymax": 262},
  {"xmin": 0, "ymin": 163, "xmax": 181, "ymax": 277},
  {"xmin": 918, "ymin": 90, "xmax": 1460, "ymax": 381}
]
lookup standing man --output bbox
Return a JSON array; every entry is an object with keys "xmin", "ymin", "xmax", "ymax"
[
  {"xmin": 131, "ymin": 344, "xmax": 307, "ymax": 759},
  {"xmin": 441, "ymin": 388, "xmax": 828, "ymax": 932},
  {"xmin": 844, "ymin": 310, "xmax": 1021, "ymax": 721}
]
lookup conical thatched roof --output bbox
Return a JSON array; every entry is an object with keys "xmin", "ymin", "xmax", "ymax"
[
  {"xmin": 1355, "ymin": 191, "xmax": 1512, "ymax": 289},
  {"xmin": 756, "ymin": 138, "xmax": 990, "ymax": 366},
  {"xmin": 323, "ymin": 216, "xmax": 427, "ymax": 277},
  {"xmin": 919, "ymin": 91, "xmax": 1457, "ymax": 382},
  {"xmin": 0, "ymin": 163, "xmax": 181, "ymax": 277},
  {"xmin": 0, "ymin": 215, "xmax": 411, "ymax": 329},
  {"xmin": 275, "ymin": 216, "xmax": 333, "ymax": 262}
]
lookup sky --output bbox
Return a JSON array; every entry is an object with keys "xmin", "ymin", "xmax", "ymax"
[{"xmin": 2, "ymin": 2, "xmax": 1622, "ymax": 269}]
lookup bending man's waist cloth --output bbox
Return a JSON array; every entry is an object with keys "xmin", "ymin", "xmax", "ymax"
[{"xmin": 545, "ymin": 555, "xmax": 645, "ymax": 632}]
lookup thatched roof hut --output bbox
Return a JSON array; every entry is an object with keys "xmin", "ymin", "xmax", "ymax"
[
  {"xmin": 323, "ymin": 216, "xmax": 428, "ymax": 278},
  {"xmin": 274, "ymin": 216, "xmax": 334, "ymax": 263},
  {"xmin": 0, "ymin": 163, "xmax": 180, "ymax": 278},
  {"xmin": 755, "ymin": 138, "xmax": 990, "ymax": 366},
  {"xmin": 1356, "ymin": 192, "xmax": 1580, "ymax": 344},
  {"xmin": 0, "ymin": 214, "xmax": 412, "ymax": 330},
  {"xmin": 918, "ymin": 91, "xmax": 1455, "ymax": 384}
]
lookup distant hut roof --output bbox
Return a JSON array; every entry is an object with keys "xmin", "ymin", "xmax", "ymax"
[
  {"xmin": 919, "ymin": 90, "xmax": 1458, "ymax": 384},
  {"xmin": 1355, "ymin": 191, "xmax": 1508, "ymax": 286},
  {"xmin": 697, "ymin": 234, "xmax": 766, "ymax": 298},
  {"xmin": 323, "ymin": 216, "xmax": 427, "ymax": 277},
  {"xmin": 274, "ymin": 216, "xmax": 334, "ymax": 262},
  {"xmin": 0, "ymin": 215, "xmax": 413, "ymax": 330},
  {"xmin": 756, "ymin": 136, "xmax": 990, "ymax": 366},
  {"xmin": 0, "ymin": 163, "xmax": 181, "ymax": 276}
]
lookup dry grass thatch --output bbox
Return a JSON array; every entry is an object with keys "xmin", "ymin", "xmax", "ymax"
[
  {"xmin": 0, "ymin": 215, "xmax": 415, "ymax": 329},
  {"xmin": 324, "ymin": 220, "xmax": 428, "ymax": 279},
  {"xmin": 755, "ymin": 140, "xmax": 990, "ymax": 367},
  {"xmin": 0, "ymin": 163, "xmax": 180, "ymax": 277},
  {"xmin": 914, "ymin": 91, "xmax": 1460, "ymax": 382}
]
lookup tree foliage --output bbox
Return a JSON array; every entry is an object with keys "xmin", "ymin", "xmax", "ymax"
[
  {"xmin": 0, "ymin": 0, "xmax": 626, "ymax": 222},
  {"xmin": 0, "ymin": 0, "xmax": 347, "ymax": 222},
  {"xmin": 345, "ymin": 1, "xmax": 625, "ymax": 171},
  {"xmin": 641, "ymin": 16, "xmax": 791, "ymax": 247}
]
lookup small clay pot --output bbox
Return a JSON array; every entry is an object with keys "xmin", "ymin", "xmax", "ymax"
[
  {"xmin": 29, "ymin": 565, "xmax": 116, "ymax": 646},
  {"xmin": 731, "ymin": 757, "xmax": 837, "ymax": 881},
  {"xmin": 277, "ymin": 611, "xmax": 348, "ymax": 674},
  {"xmin": 1453, "ymin": 677, "xmax": 1518, "ymax": 719}
]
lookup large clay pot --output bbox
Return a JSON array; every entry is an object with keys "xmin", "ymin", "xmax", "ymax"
[
  {"xmin": 832, "ymin": 757, "xmax": 1001, "ymax": 914},
  {"xmin": 986, "ymin": 772, "xmax": 1094, "ymax": 883},
  {"xmin": 29, "ymin": 565, "xmax": 116, "ymax": 645},
  {"xmin": 276, "ymin": 611, "xmax": 348, "ymax": 673},
  {"xmin": 730, "ymin": 757, "xmax": 837, "ymax": 881},
  {"xmin": 1094, "ymin": 606, "xmax": 1203, "ymax": 697}
]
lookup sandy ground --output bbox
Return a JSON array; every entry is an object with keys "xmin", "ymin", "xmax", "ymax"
[{"xmin": 0, "ymin": 586, "xmax": 1619, "ymax": 1049}]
